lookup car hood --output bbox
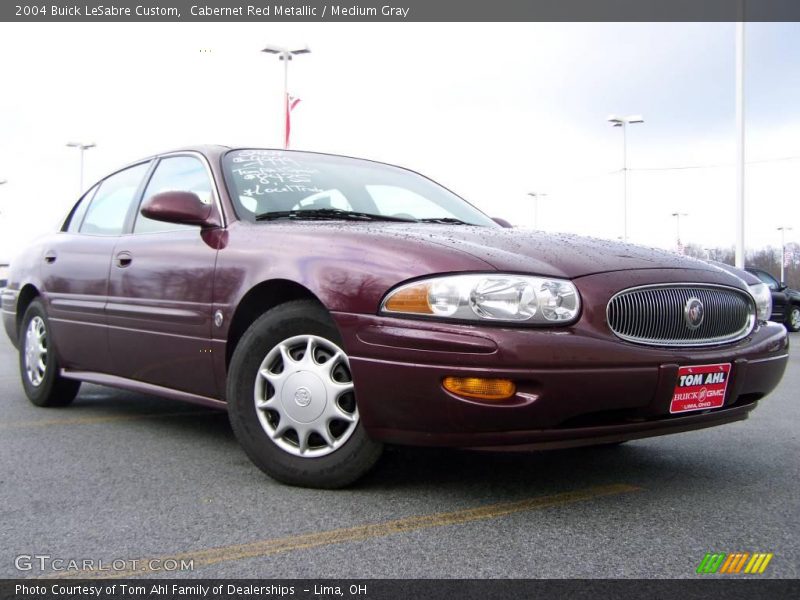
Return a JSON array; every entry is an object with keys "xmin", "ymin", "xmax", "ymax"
[{"xmin": 364, "ymin": 224, "xmax": 720, "ymax": 279}]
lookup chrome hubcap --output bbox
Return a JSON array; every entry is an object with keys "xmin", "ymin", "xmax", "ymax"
[
  {"xmin": 254, "ymin": 334, "xmax": 358, "ymax": 458},
  {"xmin": 791, "ymin": 307, "xmax": 800, "ymax": 329},
  {"xmin": 24, "ymin": 316, "xmax": 47, "ymax": 387}
]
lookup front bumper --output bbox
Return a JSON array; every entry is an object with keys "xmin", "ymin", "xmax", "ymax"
[{"xmin": 333, "ymin": 312, "xmax": 789, "ymax": 449}]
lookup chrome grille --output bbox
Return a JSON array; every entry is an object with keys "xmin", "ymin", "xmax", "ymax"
[{"xmin": 606, "ymin": 284, "xmax": 755, "ymax": 347}]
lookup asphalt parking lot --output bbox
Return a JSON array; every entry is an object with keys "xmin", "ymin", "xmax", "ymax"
[{"xmin": 0, "ymin": 333, "xmax": 797, "ymax": 579}]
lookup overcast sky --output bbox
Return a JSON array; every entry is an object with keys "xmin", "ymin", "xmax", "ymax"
[{"xmin": 0, "ymin": 21, "xmax": 798, "ymax": 262}]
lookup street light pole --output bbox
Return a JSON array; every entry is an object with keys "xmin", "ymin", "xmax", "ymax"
[
  {"xmin": 66, "ymin": 142, "xmax": 96, "ymax": 193},
  {"xmin": 735, "ymin": 20, "xmax": 746, "ymax": 268},
  {"xmin": 608, "ymin": 115, "xmax": 644, "ymax": 242},
  {"xmin": 778, "ymin": 226, "xmax": 793, "ymax": 284},
  {"xmin": 261, "ymin": 43, "xmax": 310, "ymax": 149},
  {"xmin": 527, "ymin": 192, "xmax": 548, "ymax": 229},
  {"xmin": 671, "ymin": 212, "xmax": 688, "ymax": 251}
]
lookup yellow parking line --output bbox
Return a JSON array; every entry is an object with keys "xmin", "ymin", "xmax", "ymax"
[
  {"xmin": 0, "ymin": 410, "xmax": 221, "ymax": 430},
  {"xmin": 49, "ymin": 483, "xmax": 641, "ymax": 579}
]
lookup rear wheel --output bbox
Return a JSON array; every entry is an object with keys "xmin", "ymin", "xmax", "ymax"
[
  {"xmin": 787, "ymin": 305, "xmax": 800, "ymax": 333},
  {"xmin": 19, "ymin": 299, "xmax": 81, "ymax": 407},
  {"xmin": 226, "ymin": 300, "xmax": 383, "ymax": 488}
]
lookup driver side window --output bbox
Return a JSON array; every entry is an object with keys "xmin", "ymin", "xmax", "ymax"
[{"xmin": 134, "ymin": 156, "xmax": 213, "ymax": 234}]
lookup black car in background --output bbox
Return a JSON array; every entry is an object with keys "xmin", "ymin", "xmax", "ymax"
[
  {"xmin": 746, "ymin": 268, "xmax": 800, "ymax": 332},
  {"xmin": 709, "ymin": 262, "xmax": 799, "ymax": 333}
]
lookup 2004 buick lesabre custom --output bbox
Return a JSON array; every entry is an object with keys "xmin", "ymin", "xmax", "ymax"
[{"xmin": 1, "ymin": 146, "xmax": 789, "ymax": 487}]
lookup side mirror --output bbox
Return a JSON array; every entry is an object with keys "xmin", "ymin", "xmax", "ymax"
[
  {"xmin": 140, "ymin": 191, "xmax": 213, "ymax": 226},
  {"xmin": 779, "ymin": 282, "xmax": 788, "ymax": 291},
  {"xmin": 492, "ymin": 217, "xmax": 513, "ymax": 229}
]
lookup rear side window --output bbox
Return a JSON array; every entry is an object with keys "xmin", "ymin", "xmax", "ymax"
[
  {"xmin": 134, "ymin": 156, "xmax": 213, "ymax": 234},
  {"xmin": 80, "ymin": 163, "xmax": 150, "ymax": 236},
  {"xmin": 63, "ymin": 184, "xmax": 99, "ymax": 233}
]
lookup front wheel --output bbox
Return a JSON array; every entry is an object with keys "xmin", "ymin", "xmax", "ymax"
[
  {"xmin": 19, "ymin": 299, "xmax": 81, "ymax": 407},
  {"xmin": 226, "ymin": 300, "xmax": 383, "ymax": 488},
  {"xmin": 787, "ymin": 305, "xmax": 800, "ymax": 332}
]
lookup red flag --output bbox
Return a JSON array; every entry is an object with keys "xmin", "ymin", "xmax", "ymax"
[{"xmin": 285, "ymin": 93, "xmax": 301, "ymax": 149}]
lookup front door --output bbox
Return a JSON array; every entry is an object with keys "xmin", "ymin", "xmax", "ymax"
[{"xmin": 106, "ymin": 155, "xmax": 221, "ymax": 398}]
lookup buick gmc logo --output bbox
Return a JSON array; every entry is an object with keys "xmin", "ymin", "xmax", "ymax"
[{"xmin": 684, "ymin": 297, "xmax": 704, "ymax": 330}]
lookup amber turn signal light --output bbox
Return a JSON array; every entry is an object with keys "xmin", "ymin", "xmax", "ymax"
[
  {"xmin": 382, "ymin": 284, "xmax": 433, "ymax": 314},
  {"xmin": 442, "ymin": 377, "xmax": 516, "ymax": 401}
]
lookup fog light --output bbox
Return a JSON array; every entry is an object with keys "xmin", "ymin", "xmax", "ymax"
[{"xmin": 442, "ymin": 377, "xmax": 516, "ymax": 400}]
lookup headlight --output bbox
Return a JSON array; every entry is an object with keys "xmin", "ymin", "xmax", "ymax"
[
  {"xmin": 749, "ymin": 282, "xmax": 772, "ymax": 322},
  {"xmin": 380, "ymin": 274, "xmax": 581, "ymax": 324}
]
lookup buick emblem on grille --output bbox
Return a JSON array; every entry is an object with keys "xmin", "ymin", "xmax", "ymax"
[
  {"xmin": 607, "ymin": 284, "xmax": 752, "ymax": 346},
  {"xmin": 684, "ymin": 297, "xmax": 705, "ymax": 330}
]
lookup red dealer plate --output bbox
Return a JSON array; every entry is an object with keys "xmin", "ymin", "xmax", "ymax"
[{"xmin": 670, "ymin": 363, "xmax": 732, "ymax": 414}]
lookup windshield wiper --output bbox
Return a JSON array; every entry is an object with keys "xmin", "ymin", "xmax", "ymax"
[
  {"xmin": 415, "ymin": 217, "xmax": 470, "ymax": 225},
  {"xmin": 254, "ymin": 208, "xmax": 417, "ymax": 222}
]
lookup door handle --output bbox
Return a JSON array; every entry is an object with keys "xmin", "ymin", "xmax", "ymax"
[
  {"xmin": 44, "ymin": 251, "xmax": 57, "ymax": 264},
  {"xmin": 115, "ymin": 251, "xmax": 133, "ymax": 268}
]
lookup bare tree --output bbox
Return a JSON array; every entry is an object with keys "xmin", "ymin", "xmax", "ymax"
[{"xmin": 680, "ymin": 243, "xmax": 798, "ymax": 289}]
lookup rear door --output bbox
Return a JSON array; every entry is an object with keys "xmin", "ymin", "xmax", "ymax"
[
  {"xmin": 42, "ymin": 162, "xmax": 151, "ymax": 373},
  {"xmin": 106, "ymin": 154, "xmax": 221, "ymax": 398}
]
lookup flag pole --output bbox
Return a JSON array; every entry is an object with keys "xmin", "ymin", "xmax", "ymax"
[
  {"xmin": 778, "ymin": 226, "xmax": 792, "ymax": 284},
  {"xmin": 283, "ymin": 54, "xmax": 289, "ymax": 149},
  {"xmin": 261, "ymin": 44, "xmax": 309, "ymax": 149}
]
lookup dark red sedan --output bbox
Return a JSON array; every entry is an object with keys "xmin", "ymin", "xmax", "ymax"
[{"xmin": 1, "ymin": 146, "xmax": 789, "ymax": 487}]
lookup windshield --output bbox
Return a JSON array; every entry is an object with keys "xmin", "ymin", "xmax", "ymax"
[{"xmin": 222, "ymin": 149, "xmax": 497, "ymax": 227}]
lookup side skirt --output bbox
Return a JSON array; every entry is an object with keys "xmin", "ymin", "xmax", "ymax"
[{"xmin": 60, "ymin": 369, "xmax": 228, "ymax": 410}]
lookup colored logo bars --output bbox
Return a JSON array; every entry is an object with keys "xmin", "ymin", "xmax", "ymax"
[{"xmin": 696, "ymin": 552, "xmax": 774, "ymax": 574}]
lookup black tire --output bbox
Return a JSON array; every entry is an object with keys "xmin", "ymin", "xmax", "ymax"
[
  {"xmin": 18, "ymin": 299, "xmax": 81, "ymax": 407},
  {"xmin": 787, "ymin": 305, "xmax": 800, "ymax": 333},
  {"xmin": 226, "ymin": 299, "xmax": 383, "ymax": 488}
]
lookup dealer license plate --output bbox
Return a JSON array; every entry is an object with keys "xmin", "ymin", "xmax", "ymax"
[{"xmin": 670, "ymin": 363, "xmax": 732, "ymax": 414}]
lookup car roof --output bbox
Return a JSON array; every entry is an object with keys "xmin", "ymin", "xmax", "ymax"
[{"xmin": 148, "ymin": 144, "xmax": 232, "ymax": 161}]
